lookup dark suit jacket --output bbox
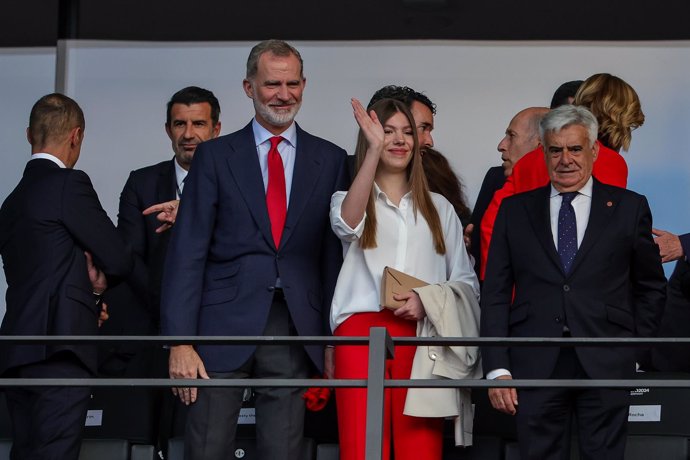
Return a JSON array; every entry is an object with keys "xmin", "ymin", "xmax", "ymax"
[
  {"xmin": 0, "ymin": 159, "xmax": 132, "ymax": 374},
  {"xmin": 480, "ymin": 179, "xmax": 666, "ymax": 381},
  {"xmin": 651, "ymin": 259, "xmax": 690, "ymax": 372},
  {"xmin": 115, "ymin": 158, "xmax": 177, "ymax": 323},
  {"xmin": 161, "ymin": 122, "xmax": 348, "ymax": 373},
  {"xmin": 98, "ymin": 160, "xmax": 177, "ymax": 374}
]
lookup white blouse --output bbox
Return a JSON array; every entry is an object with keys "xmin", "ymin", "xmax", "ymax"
[{"xmin": 329, "ymin": 183, "xmax": 480, "ymax": 331}]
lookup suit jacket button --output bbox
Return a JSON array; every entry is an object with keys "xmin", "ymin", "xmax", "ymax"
[
  {"xmin": 555, "ymin": 316, "xmax": 562, "ymax": 323},
  {"xmin": 563, "ymin": 285, "xmax": 570, "ymax": 292},
  {"xmin": 430, "ymin": 352, "xmax": 437, "ymax": 360},
  {"xmin": 267, "ymin": 286, "xmax": 275, "ymax": 292}
]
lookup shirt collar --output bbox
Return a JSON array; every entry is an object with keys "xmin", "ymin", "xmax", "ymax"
[
  {"xmin": 251, "ymin": 118, "xmax": 297, "ymax": 149},
  {"xmin": 550, "ymin": 176, "xmax": 594, "ymax": 198},
  {"xmin": 174, "ymin": 157, "xmax": 187, "ymax": 188},
  {"xmin": 31, "ymin": 153, "xmax": 66, "ymax": 169},
  {"xmin": 373, "ymin": 182, "xmax": 412, "ymax": 203}
]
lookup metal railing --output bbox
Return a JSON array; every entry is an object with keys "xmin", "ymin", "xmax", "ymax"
[{"xmin": 3, "ymin": 330, "xmax": 690, "ymax": 459}]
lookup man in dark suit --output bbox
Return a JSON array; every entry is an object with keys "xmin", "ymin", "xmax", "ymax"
[
  {"xmin": 480, "ymin": 105, "xmax": 666, "ymax": 460},
  {"xmin": 160, "ymin": 40, "xmax": 348, "ymax": 460},
  {"xmin": 0, "ymin": 93, "xmax": 133, "ymax": 460},
  {"xmin": 104, "ymin": 86, "xmax": 221, "ymax": 340}
]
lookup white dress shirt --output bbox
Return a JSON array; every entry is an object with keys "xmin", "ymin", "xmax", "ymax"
[
  {"xmin": 549, "ymin": 177, "xmax": 593, "ymax": 249},
  {"xmin": 31, "ymin": 153, "xmax": 66, "ymax": 168},
  {"xmin": 252, "ymin": 119, "xmax": 297, "ymax": 206},
  {"xmin": 487, "ymin": 177, "xmax": 594, "ymax": 380},
  {"xmin": 329, "ymin": 183, "xmax": 480, "ymax": 331}
]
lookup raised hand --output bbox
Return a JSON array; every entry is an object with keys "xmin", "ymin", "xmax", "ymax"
[{"xmin": 351, "ymin": 98, "xmax": 384, "ymax": 154}]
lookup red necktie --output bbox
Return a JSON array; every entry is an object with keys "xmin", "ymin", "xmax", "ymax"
[{"xmin": 266, "ymin": 136, "xmax": 286, "ymax": 248}]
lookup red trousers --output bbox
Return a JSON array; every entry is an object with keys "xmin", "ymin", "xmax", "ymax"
[{"xmin": 334, "ymin": 309, "xmax": 443, "ymax": 460}]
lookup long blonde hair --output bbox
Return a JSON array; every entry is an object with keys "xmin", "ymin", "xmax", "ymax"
[
  {"xmin": 354, "ymin": 99, "xmax": 446, "ymax": 254},
  {"xmin": 574, "ymin": 73, "xmax": 644, "ymax": 152}
]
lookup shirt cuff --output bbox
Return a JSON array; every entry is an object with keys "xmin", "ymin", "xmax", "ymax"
[
  {"xmin": 486, "ymin": 368, "xmax": 512, "ymax": 380},
  {"xmin": 679, "ymin": 233, "xmax": 690, "ymax": 261}
]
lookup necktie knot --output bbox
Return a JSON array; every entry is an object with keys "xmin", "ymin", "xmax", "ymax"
[
  {"xmin": 269, "ymin": 136, "xmax": 284, "ymax": 151},
  {"xmin": 560, "ymin": 192, "xmax": 578, "ymax": 205}
]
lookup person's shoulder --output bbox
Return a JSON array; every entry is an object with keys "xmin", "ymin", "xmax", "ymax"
[
  {"xmin": 595, "ymin": 178, "xmax": 643, "ymax": 201},
  {"xmin": 296, "ymin": 125, "xmax": 347, "ymax": 157},
  {"xmin": 129, "ymin": 159, "xmax": 172, "ymax": 177},
  {"xmin": 429, "ymin": 192, "xmax": 457, "ymax": 217},
  {"xmin": 196, "ymin": 123, "xmax": 254, "ymax": 156},
  {"xmin": 505, "ymin": 183, "xmax": 548, "ymax": 207}
]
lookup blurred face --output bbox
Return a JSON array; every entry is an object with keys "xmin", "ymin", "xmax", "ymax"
[
  {"xmin": 166, "ymin": 102, "xmax": 221, "ymax": 170},
  {"xmin": 410, "ymin": 101, "xmax": 434, "ymax": 152},
  {"xmin": 498, "ymin": 111, "xmax": 540, "ymax": 176},
  {"xmin": 379, "ymin": 111, "xmax": 415, "ymax": 174},
  {"xmin": 544, "ymin": 125, "xmax": 599, "ymax": 193},
  {"xmin": 243, "ymin": 52, "xmax": 305, "ymax": 134}
]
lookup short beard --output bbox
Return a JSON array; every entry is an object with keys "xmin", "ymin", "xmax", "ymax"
[{"xmin": 253, "ymin": 99, "xmax": 301, "ymax": 127}]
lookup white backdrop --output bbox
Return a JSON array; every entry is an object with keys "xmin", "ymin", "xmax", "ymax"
[{"xmin": 2, "ymin": 40, "xmax": 690, "ymax": 316}]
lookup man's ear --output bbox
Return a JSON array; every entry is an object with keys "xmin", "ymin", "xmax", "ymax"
[
  {"xmin": 242, "ymin": 79, "xmax": 254, "ymax": 99},
  {"xmin": 592, "ymin": 140, "xmax": 600, "ymax": 161},
  {"xmin": 26, "ymin": 127, "xmax": 33, "ymax": 145},
  {"xmin": 70, "ymin": 126, "xmax": 83, "ymax": 146}
]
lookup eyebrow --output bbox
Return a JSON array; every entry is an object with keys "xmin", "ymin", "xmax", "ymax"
[
  {"xmin": 548, "ymin": 144, "xmax": 583, "ymax": 151},
  {"xmin": 384, "ymin": 123, "xmax": 413, "ymax": 130}
]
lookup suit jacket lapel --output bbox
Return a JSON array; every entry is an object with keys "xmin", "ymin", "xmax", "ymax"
[
  {"xmin": 225, "ymin": 122, "xmax": 275, "ymax": 249},
  {"xmin": 157, "ymin": 159, "xmax": 177, "ymax": 203},
  {"xmin": 525, "ymin": 186, "xmax": 563, "ymax": 273},
  {"xmin": 568, "ymin": 179, "xmax": 616, "ymax": 275},
  {"xmin": 280, "ymin": 124, "xmax": 322, "ymax": 248}
]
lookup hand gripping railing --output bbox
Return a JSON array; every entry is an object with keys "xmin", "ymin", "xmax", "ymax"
[{"xmin": 3, "ymin": 330, "xmax": 690, "ymax": 460}]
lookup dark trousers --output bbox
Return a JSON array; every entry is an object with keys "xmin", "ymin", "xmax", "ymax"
[
  {"xmin": 516, "ymin": 347, "xmax": 629, "ymax": 460},
  {"xmin": 5, "ymin": 352, "xmax": 92, "ymax": 460},
  {"xmin": 184, "ymin": 293, "xmax": 311, "ymax": 460}
]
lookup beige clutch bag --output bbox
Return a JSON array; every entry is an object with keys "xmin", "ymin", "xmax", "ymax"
[{"xmin": 380, "ymin": 266, "xmax": 429, "ymax": 309}]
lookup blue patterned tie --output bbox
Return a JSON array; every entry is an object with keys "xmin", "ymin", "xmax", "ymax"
[{"xmin": 558, "ymin": 192, "xmax": 578, "ymax": 274}]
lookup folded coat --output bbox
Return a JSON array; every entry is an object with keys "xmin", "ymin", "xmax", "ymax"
[{"xmin": 404, "ymin": 281, "xmax": 482, "ymax": 446}]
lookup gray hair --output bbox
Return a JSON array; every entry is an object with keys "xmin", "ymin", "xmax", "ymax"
[
  {"xmin": 246, "ymin": 39, "xmax": 304, "ymax": 80},
  {"xmin": 539, "ymin": 104, "xmax": 598, "ymax": 146}
]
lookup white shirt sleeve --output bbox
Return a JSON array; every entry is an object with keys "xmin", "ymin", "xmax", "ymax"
[{"xmin": 330, "ymin": 191, "xmax": 366, "ymax": 242}]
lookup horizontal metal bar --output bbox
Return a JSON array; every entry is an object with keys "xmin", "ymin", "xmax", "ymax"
[
  {"xmin": 1, "ymin": 378, "xmax": 689, "ymax": 389},
  {"xmin": 2, "ymin": 335, "xmax": 690, "ymax": 346},
  {"xmin": 0, "ymin": 378, "xmax": 367, "ymax": 388},
  {"xmin": 0, "ymin": 336, "xmax": 370, "ymax": 345}
]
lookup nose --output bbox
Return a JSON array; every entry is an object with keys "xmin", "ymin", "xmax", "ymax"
[
  {"xmin": 560, "ymin": 150, "xmax": 573, "ymax": 164},
  {"xmin": 497, "ymin": 136, "xmax": 508, "ymax": 153},
  {"xmin": 183, "ymin": 122, "xmax": 194, "ymax": 139},
  {"xmin": 423, "ymin": 132, "xmax": 434, "ymax": 149},
  {"xmin": 276, "ymin": 84, "xmax": 290, "ymax": 101}
]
